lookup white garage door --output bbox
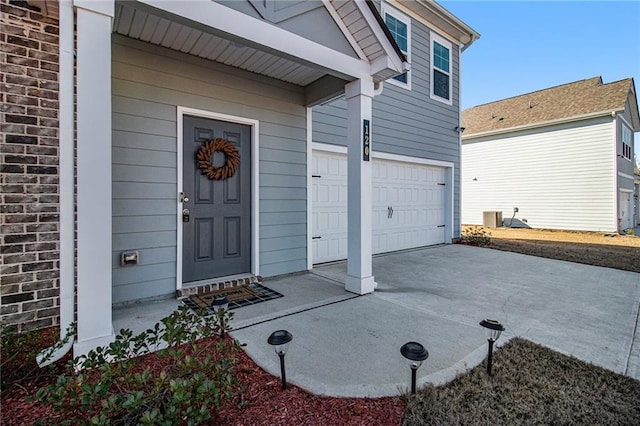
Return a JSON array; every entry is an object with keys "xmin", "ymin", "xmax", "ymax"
[{"xmin": 312, "ymin": 150, "xmax": 446, "ymax": 264}]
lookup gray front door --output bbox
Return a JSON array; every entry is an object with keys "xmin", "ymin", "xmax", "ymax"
[{"xmin": 182, "ymin": 116, "xmax": 251, "ymax": 283}]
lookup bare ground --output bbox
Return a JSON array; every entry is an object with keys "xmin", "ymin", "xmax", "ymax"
[{"xmin": 462, "ymin": 226, "xmax": 640, "ymax": 273}]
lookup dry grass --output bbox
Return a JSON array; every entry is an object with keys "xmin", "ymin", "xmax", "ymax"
[
  {"xmin": 403, "ymin": 338, "xmax": 640, "ymax": 425},
  {"xmin": 462, "ymin": 226, "xmax": 640, "ymax": 273}
]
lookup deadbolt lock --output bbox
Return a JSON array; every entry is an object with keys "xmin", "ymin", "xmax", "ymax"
[
  {"xmin": 179, "ymin": 192, "xmax": 189, "ymax": 203},
  {"xmin": 182, "ymin": 208, "xmax": 190, "ymax": 222}
]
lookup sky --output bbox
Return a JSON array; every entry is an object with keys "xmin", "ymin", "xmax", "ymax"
[{"xmin": 440, "ymin": 0, "xmax": 640, "ymax": 162}]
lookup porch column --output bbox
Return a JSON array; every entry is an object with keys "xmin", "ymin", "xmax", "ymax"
[
  {"xmin": 345, "ymin": 78, "xmax": 376, "ymax": 295},
  {"xmin": 74, "ymin": 0, "xmax": 115, "ymax": 355}
]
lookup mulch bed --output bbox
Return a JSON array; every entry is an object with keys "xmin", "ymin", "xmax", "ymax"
[
  {"xmin": 1, "ymin": 332, "xmax": 405, "ymax": 425},
  {"xmin": 216, "ymin": 349, "xmax": 405, "ymax": 425}
]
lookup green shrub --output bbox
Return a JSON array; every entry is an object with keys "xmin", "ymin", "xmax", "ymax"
[
  {"xmin": 35, "ymin": 306, "xmax": 240, "ymax": 425},
  {"xmin": 623, "ymin": 228, "xmax": 636, "ymax": 236},
  {"xmin": 461, "ymin": 226, "xmax": 492, "ymax": 246}
]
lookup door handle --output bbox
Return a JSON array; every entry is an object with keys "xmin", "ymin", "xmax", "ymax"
[
  {"xmin": 387, "ymin": 206, "xmax": 394, "ymax": 219},
  {"xmin": 182, "ymin": 208, "xmax": 190, "ymax": 222}
]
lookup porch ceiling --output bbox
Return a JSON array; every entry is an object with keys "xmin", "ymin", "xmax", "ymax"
[{"xmin": 113, "ymin": 3, "xmax": 327, "ymax": 87}]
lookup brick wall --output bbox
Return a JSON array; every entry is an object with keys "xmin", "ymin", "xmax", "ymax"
[{"xmin": 1, "ymin": 0, "xmax": 61, "ymax": 332}]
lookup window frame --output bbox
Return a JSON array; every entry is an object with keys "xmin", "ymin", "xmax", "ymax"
[
  {"xmin": 621, "ymin": 123, "xmax": 632, "ymax": 161},
  {"xmin": 382, "ymin": 2, "xmax": 411, "ymax": 90},
  {"xmin": 430, "ymin": 31, "xmax": 453, "ymax": 105}
]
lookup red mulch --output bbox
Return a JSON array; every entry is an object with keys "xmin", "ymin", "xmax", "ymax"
[{"xmin": 0, "ymin": 333, "xmax": 405, "ymax": 425}]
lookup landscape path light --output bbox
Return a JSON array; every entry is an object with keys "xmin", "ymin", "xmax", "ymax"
[
  {"xmin": 211, "ymin": 296, "xmax": 229, "ymax": 337},
  {"xmin": 268, "ymin": 330, "xmax": 293, "ymax": 390},
  {"xmin": 479, "ymin": 319, "xmax": 505, "ymax": 376},
  {"xmin": 400, "ymin": 341, "xmax": 429, "ymax": 394}
]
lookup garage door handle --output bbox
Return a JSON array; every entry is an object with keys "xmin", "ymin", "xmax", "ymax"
[
  {"xmin": 312, "ymin": 236, "xmax": 322, "ymax": 239},
  {"xmin": 437, "ymin": 225, "xmax": 445, "ymax": 228},
  {"xmin": 312, "ymin": 175, "xmax": 321, "ymax": 178},
  {"xmin": 387, "ymin": 206, "xmax": 393, "ymax": 219}
]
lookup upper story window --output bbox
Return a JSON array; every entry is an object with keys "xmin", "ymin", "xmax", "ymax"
[
  {"xmin": 621, "ymin": 124, "xmax": 632, "ymax": 160},
  {"xmin": 382, "ymin": 3, "xmax": 411, "ymax": 89},
  {"xmin": 430, "ymin": 31, "xmax": 453, "ymax": 105}
]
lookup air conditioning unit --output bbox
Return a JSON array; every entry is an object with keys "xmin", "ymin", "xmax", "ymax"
[{"xmin": 483, "ymin": 211, "xmax": 503, "ymax": 228}]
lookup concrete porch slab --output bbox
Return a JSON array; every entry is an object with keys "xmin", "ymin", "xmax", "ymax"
[{"xmin": 113, "ymin": 244, "xmax": 640, "ymax": 398}]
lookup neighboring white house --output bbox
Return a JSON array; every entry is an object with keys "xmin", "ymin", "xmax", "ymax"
[{"xmin": 461, "ymin": 76, "xmax": 640, "ymax": 233}]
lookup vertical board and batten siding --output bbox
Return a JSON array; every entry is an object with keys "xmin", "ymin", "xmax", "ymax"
[
  {"xmin": 461, "ymin": 118, "xmax": 617, "ymax": 232},
  {"xmin": 312, "ymin": 6, "xmax": 462, "ymax": 235},
  {"xmin": 111, "ymin": 35, "xmax": 307, "ymax": 304}
]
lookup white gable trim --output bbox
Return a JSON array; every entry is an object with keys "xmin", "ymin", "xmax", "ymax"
[
  {"xmin": 357, "ymin": 0, "xmax": 407, "ymax": 74},
  {"xmin": 138, "ymin": 0, "xmax": 378, "ymax": 81},
  {"xmin": 322, "ymin": 0, "xmax": 368, "ymax": 61}
]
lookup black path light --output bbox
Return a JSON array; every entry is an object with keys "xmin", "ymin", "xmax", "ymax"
[
  {"xmin": 268, "ymin": 330, "xmax": 293, "ymax": 390},
  {"xmin": 211, "ymin": 296, "xmax": 229, "ymax": 337},
  {"xmin": 400, "ymin": 341, "xmax": 429, "ymax": 394},
  {"xmin": 479, "ymin": 319, "xmax": 505, "ymax": 376}
]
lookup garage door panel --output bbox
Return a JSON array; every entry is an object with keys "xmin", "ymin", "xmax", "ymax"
[{"xmin": 312, "ymin": 151, "xmax": 446, "ymax": 264}]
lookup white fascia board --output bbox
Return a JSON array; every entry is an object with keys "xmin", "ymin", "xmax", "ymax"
[
  {"xmin": 138, "ymin": 0, "xmax": 371, "ymax": 81},
  {"xmin": 417, "ymin": 0, "xmax": 479, "ymax": 43},
  {"xmin": 355, "ymin": 0, "xmax": 406, "ymax": 74},
  {"xmin": 462, "ymin": 110, "xmax": 621, "ymax": 141},
  {"xmin": 73, "ymin": 0, "xmax": 114, "ymax": 17},
  {"xmin": 388, "ymin": 0, "xmax": 478, "ymax": 48}
]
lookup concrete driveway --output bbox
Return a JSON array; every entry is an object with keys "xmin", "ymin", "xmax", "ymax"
[{"xmin": 230, "ymin": 244, "xmax": 640, "ymax": 397}]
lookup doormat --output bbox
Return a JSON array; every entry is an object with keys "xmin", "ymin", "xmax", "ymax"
[{"xmin": 182, "ymin": 282, "xmax": 283, "ymax": 315}]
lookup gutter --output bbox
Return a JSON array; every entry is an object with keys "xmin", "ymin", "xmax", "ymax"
[
  {"xmin": 37, "ymin": 0, "xmax": 75, "ymax": 367},
  {"xmin": 462, "ymin": 109, "xmax": 625, "ymax": 141},
  {"xmin": 461, "ymin": 33, "xmax": 478, "ymax": 53}
]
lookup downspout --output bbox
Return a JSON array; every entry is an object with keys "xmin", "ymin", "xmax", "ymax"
[
  {"xmin": 461, "ymin": 34, "xmax": 477, "ymax": 53},
  {"xmin": 37, "ymin": 0, "xmax": 75, "ymax": 366}
]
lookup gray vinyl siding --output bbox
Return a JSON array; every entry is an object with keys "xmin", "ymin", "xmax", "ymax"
[
  {"xmin": 617, "ymin": 113, "xmax": 636, "ymax": 186},
  {"xmin": 112, "ymin": 34, "xmax": 307, "ymax": 304},
  {"xmin": 312, "ymin": 12, "xmax": 463, "ymax": 236}
]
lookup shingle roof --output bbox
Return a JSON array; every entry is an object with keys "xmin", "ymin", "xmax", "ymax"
[{"xmin": 462, "ymin": 76, "xmax": 638, "ymax": 137}]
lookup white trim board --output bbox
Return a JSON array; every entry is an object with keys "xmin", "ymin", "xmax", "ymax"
[
  {"xmin": 311, "ymin": 142, "xmax": 454, "ymax": 168},
  {"xmin": 176, "ymin": 106, "xmax": 260, "ymax": 291},
  {"xmin": 306, "ymin": 107, "xmax": 314, "ymax": 271}
]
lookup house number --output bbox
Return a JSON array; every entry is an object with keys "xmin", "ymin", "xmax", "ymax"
[{"xmin": 363, "ymin": 119, "xmax": 370, "ymax": 161}]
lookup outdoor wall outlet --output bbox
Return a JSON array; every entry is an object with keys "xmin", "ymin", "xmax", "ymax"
[
  {"xmin": 121, "ymin": 251, "xmax": 139, "ymax": 266},
  {"xmin": 513, "ymin": 207, "xmax": 519, "ymax": 213}
]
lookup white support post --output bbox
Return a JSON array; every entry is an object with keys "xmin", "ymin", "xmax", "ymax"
[
  {"xmin": 344, "ymin": 78, "xmax": 376, "ymax": 295},
  {"xmin": 74, "ymin": 0, "xmax": 115, "ymax": 355}
]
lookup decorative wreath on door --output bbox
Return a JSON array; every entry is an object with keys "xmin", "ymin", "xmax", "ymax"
[{"xmin": 196, "ymin": 138, "xmax": 240, "ymax": 180}]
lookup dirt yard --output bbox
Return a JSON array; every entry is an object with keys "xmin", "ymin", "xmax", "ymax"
[{"xmin": 462, "ymin": 226, "xmax": 640, "ymax": 273}]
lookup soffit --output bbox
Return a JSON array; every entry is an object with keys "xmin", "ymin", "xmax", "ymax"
[
  {"xmin": 28, "ymin": 0, "xmax": 407, "ymax": 87},
  {"xmin": 329, "ymin": 0, "xmax": 386, "ymax": 62},
  {"xmin": 113, "ymin": 2, "xmax": 327, "ymax": 87},
  {"xmin": 392, "ymin": 0, "xmax": 479, "ymax": 45}
]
